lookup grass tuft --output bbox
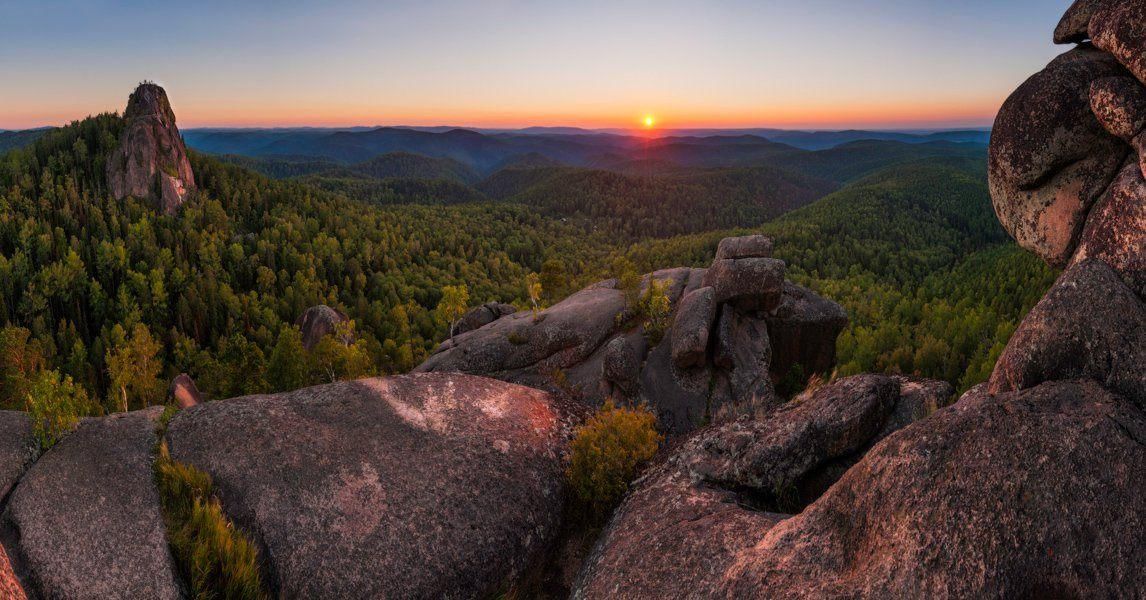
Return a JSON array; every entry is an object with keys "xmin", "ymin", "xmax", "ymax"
[{"xmin": 155, "ymin": 441, "xmax": 267, "ymax": 599}]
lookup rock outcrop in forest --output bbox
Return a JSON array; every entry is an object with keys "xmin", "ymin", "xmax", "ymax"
[
  {"xmin": 575, "ymin": 3, "xmax": 1146, "ymax": 596},
  {"xmin": 106, "ymin": 82, "xmax": 196, "ymax": 215},
  {"xmin": 417, "ymin": 234, "xmax": 848, "ymax": 433}
]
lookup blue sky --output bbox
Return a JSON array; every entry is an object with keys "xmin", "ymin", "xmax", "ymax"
[{"xmin": 0, "ymin": 0, "xmax": 1068, "ymax": 129}]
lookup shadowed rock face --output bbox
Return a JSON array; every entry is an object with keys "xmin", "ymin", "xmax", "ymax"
[
  {"xmin": 990, "ymin": 258, "xmax": 1145, "ymax": 408},
  {"xmin": 106, "ymin": 83, "xmax": 196, "ymax": 216},
  {"xmin": 164, "ymin": 372, "xmax": 581, "ymax": 599},
  {"xmin": 417, "ymin": 237, "xmax": 848, "ymax": 434},
  {"xmin": 454, "ymin": 302, "xmax": 517, "ymax": 336},
  {"xmin": 0, "ymin": 412, "xmax": 32, "ymax": 502},
  {"xmin": 296, "ymin": 304, "xmax": 350, "ymax": 350},
  {"xmin": 573, "ymin": 374, "xmax": 954, "ymax": 599},
  {"xmin": 1, "ymin": 407, "xmax": 180, "ymax": 600}
]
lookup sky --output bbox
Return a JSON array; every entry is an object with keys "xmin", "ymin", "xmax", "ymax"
[{"xmin": 0, "ymin": 0, "xmax": 1069, "ymax": 130}]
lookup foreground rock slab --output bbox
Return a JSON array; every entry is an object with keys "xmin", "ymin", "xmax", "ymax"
[
  {"xmin": 577, "ymin": 379, "xmax": 1145, "ymax": 599},
  {"xmin": 2, "ymin": 407, "xmax": 180, "ymax": 600},
  {"xmin": 165, "ymin": 372, "xmax": 579, "ymax": 599},
  {"xmin": 575, "ymin": 374, "xmax": 952, "ymax": 599}
]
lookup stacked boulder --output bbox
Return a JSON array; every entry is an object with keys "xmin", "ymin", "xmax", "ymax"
[
  {"xmin": 416, "ymin": 235, "xmax": 848, "ymax": 433},
  {"xmin": 574, "ymin": 3, "xmax": 1146, "ymax": 597}
]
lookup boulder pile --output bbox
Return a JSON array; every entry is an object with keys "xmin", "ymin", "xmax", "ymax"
[
  {"xmin": 575, "ymin": 4, "xmax": 1146, "ymax": 596},
  {"xmin": 416, "ymin": 234, "xmax": 848, "ymax": 433}
]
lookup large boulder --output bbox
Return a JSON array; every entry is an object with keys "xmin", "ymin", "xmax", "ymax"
[
  {"xmin": 718, "ymin": 380, "xmax": 1146, "ymax": 599},
  {"xmin": 453, "ymin": 302, "xmax": 518, "ymax": 336},
  {"xmin": 106, "ymin": 83, "xmax": 196, "ymax": 215},
  {"xmin": 714, "ymin": 235, "xmax": 773, "ymax": 260},
  {"xmin": 601, "ymin": 335, "xmax": 643, "ymax": 398},
  {"xmin": 990, "ymin": 258, "xmax": 1145, "ymax": 408},
  {"xmin": 164, "ymin": 373, "xmax": 580, "ymax": 598},
  {"xmin": 574, "ymin": 374, "xmax": 954, "ymax": 599},
  {"xmin": 1054, "ymin": 0, "xmax": 1106, "ymax": 44},
  {"xmin": 764, "ymin": 282, "xmax": 849, "ymax": 379},
  {"xmin": 576, "ymin": 380, "xmax": 1146, "ymax": 598},
  {"xmin": 1090, "ymin": 0, "xmax": 1146, "ymax": 86},
  {"xmin": 702, "ymin": 257, "xmax": 786, "ymax": 312},
  {"xmin": 296, "ymin": 304, "xmax": 351, "ymax": 350},
  {"xmin": 1, "ymin": 407, "xmax": 180, "ymax": 600},
  {"xmin": 988, "ymin": 45, "xmax": 1130, "ymax": 267}
]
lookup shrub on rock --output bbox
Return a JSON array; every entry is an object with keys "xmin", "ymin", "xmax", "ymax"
[{"xmin": 567, "ymin": 400, "xmax": 662, "ymax": 518}]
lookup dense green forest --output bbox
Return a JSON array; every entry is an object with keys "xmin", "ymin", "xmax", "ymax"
[
  {"xmin": 0, "ymin": 114, "xmax": 1049, "ymax": 418},
  {"xmin": 0, "ymin": 114, "xmax": 610, "ymax": 413}
]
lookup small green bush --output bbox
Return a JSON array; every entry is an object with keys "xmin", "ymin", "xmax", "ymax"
[
  {"xmin": 567, "ymin": 400, "xmax": 662, "ymax": 518},
  {"xmin": 155, "ymin": 442, "xmax": 266, "ymax": 600},
  {"xmin": 26, "ymin": 369, "xmax": 95, "ymax": 452}
]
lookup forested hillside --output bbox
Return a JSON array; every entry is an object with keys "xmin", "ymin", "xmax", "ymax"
[
  {"xmin": 0, "ymin": 114, "xmax": 1042, "ymax": 418},
  {"xmin": 0, "ymin": 114, "xmax": 610, "ymax": 413},
  {"xmin": 622, "ymin": 160, "xmax": 1056, "ymax": 391}
]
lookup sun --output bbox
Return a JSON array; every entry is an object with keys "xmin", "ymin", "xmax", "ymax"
[{"xmin": 642, "ymin": 114, "xmax": 656, "ymax": 129}]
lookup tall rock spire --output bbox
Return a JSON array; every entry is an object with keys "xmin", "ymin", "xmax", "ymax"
[{"xmin": 106, "ymin": 82, "xmax": 196, "ymax": 215}]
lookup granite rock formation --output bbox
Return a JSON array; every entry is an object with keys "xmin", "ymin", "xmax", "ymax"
[
  {"xmin": 416, "ymin": 236, "xmax": 848, "ymax": 434},
  {"xmin": 106, "ymin": 83, "xmax": 196, "ymax": 216},
  {"xmin": 576, "ymin": 6, "xmax": 1146, "ymax": 595},
  {"xmin": 164, "ymin": 372, "xmax": 582, "ymax": 598},
  {"xmin": 1, "ymin": 408, "xmax": 181, "ymax": 600}
]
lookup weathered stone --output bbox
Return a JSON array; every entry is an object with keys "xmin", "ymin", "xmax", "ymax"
[
  {"xmin": 712, "ymin": 304, "xmax": 775, "ymax": 420},
  {"xmin": 1054, "ymin": 0, "xmax": 1105, "ymax": 44},
  {"xmin": 702, "ymin": 257, "xmax": 786, "ymax": 312},
  {"xmin": 715, "ymin": 235, "xmax": 774, "ymax": 260},
  {"xmin": 296, "ymin": 304, "xmax": 350, "ymax": 350},
  {"xmin": 165, "ymin": 373, "xmax": 577, "ymax": 599},
  {"xmin": 575, "ymin": 374, "xmax": 947, "ymax": 599},
  {"xmin": 577, "ymin": 380, "xmax": 1146, "ymax": 598},
  {"xmin": 990, "ymin": 258, "xmax": 1145, "ymax": 408},
  {"xmin": 0, "ymin": 411, "xmax": 32, "ymax": 501},
  {"xmin": 988, "ymin": 46, "xmax": 1130, "ymax": 266},
  {"xmin": 454, "ymin": 302, "xmax": 517, "ymax": 336},
  {"xmin": 877, "ymin": 375, "xmax": 954, "ymax": 438},
  {"xmin": 719, "ymin": 380, "xmax": 1146, "ymax": 599},
  {"xmin": 639, "ymin": 340, "xmax": 713, "ymax": 434},
  {"xmin": 1091, "ymin": 0, "xmax": 1146, "ymax": 86},
  {"xmin": 168, "ymin": 373, "xmax": 203, "ymax": 408},
  {"xmin": 2, "ymin": 407, "xmax": 180, "ymax": 600},
  {"xmin": 1090, "ymin": 76, "xmax": 1146, "ymax": 141},
  {"xmin": 601, "ymin": 336, "xmax": 642, "ymax": 397},
  {"xmin": 106, "ymin": 83, "xmax": 196, "ymax": 215},
  {"xmin": 765, "ymin": 282, "xmax": 848, "ymax": 379},
  {"xmin": 1072, "ymin": 162, "xmax": 1146, "ymax": 294},
  {"xmin": 670, "ymin": 286, "xmax": 716, "ymax": 369}
]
